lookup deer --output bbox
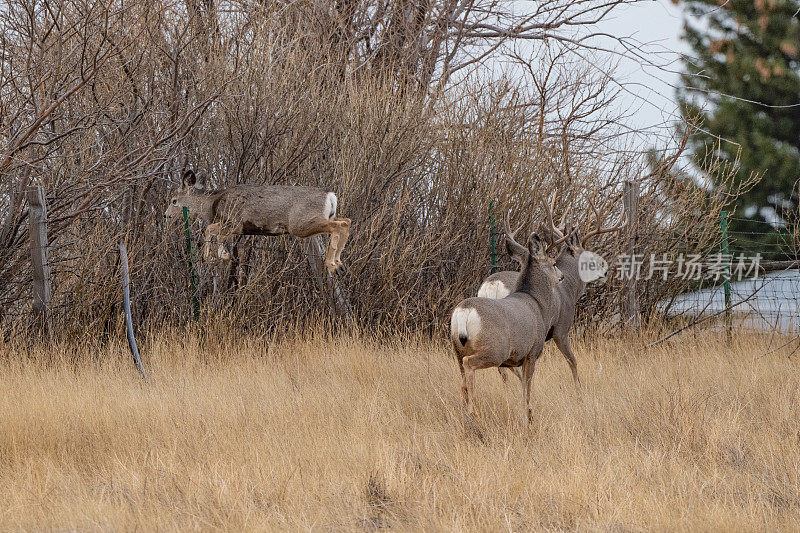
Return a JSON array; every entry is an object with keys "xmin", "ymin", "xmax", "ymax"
[
  {"xmin": 479, "ymin": 197, "xmax": 625, "ymax": 387},
  {"xmin": 450, "ymin": 230, "xmax": 563, "ymax": 424},
  {"xmin": 164, "ymin": 169, "xmax": 352, "ymax": 274}
]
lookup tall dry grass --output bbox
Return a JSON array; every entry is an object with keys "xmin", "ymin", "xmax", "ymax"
[{"xmin": 1, "ymin": 331, "xmax": 798, "ymax": 530}]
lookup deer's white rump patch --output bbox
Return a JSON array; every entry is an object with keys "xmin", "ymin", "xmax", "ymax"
[
  {"xmin": 324, "ymin": 192, "xmax": 337, "ymax": 219},
  {"xmin": 477, "ymin": 279, "xmax": 512, "ymax": 299},
  {"xmin": 451, "ymin": 307, "xmax": 481, "ymax": 343}
]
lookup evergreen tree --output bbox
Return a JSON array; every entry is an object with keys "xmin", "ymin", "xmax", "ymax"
[{"xmin": 678, "ymin": 0, "xmax": 800, "ymax": 255}]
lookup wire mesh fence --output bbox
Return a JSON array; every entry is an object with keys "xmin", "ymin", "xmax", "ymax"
[{"xmin": 663, "ymin": 216, "xmax": 799, "ymax": 334}]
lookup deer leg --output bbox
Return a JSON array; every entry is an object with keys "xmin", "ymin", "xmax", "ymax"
[
  {"xmin": 320, "ymin": 218, "xmax": 350, "ymax": 273},
  {"xmin": 498, "ymin": 366, "xmax": 523, "ymax": 383},
  {"xmin": 206, "ymin": 223, "xmax": 234, "ymax": 261},
  {"xmin": 464, "ymin": 367, "xmax": 476, "ymax": 415},
  {"xmin": 325, "ymin": 232, "xmax": 340, "ymax": 274},
  {"xmin": 521, "ymin": 356, "xmax": 537, "ymax": 425},
  {"xmin": 204, "ymin": 223, "xmax": 234, "ymax": 261},
  {"xmin": 461, "ymin": 354, "xmax": 496, "ymax": 416},
  {"xmin": 456, "ymin": 350, "xmax": 469, "ymax": 406},
  {"xmin": 217, "ymin": 242, "xmax": 231, "ymax": 261},
  {"xmin": 553, "ymin": 335, "xmax": 580, "ymax": 389},
  {"xmin": 332, "ymin": 218, "xmax": 351, "ymax": 264},
  {"xmin": 204, "ymin": 223, "xmax": 221, "ymax": 259}
]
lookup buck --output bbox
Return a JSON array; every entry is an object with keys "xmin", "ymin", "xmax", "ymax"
[
  {"xmin": 165, "ymin": 170, "xmax": 352, "ymax": 273},
  {"xmin": 479, "ymin": 201, "xmax": 624, "ymax": 386},
  {"xmin": 450, "ymin": 230, "xmax": 563, "ymax": 423}
]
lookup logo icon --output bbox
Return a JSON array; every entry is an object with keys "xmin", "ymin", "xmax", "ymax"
[{"xmin": 578, "ymin": 251, "xmax": 608, "ymax": 283}]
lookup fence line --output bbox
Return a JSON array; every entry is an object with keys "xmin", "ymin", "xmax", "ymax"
[{"xmin": 5, "ymin": 184, "xmax": 799, "ymax": 339}]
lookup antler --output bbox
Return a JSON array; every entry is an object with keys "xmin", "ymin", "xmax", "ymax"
[
  {"xmin": 541, "ymin": 194, "xmax": 571, "ymax": 252},
  {"xmin": 503, "ymin": 215, "xmax": 528, "ymax": 264},
  {"xmin": 503, "ymin": 215, "xmax": 520, "ymax": 243},
  {"xmin": 581, "ymin": 196, "xmax": 628, "ymax": 246}
]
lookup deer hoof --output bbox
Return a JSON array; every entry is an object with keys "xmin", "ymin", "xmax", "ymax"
[{"xmin": 326, "ymin": 260, "xmax": 342, "ymax": 274}]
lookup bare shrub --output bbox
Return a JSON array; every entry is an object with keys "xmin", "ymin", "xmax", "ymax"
[{"xmin": 0, "ymin": 0, "xmax": 752, "ymax": 340}]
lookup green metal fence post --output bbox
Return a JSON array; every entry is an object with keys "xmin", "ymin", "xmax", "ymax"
[
  {"xmin": 183, "ymin": 206, "xmax": 200, "ymax": 321},
  {"xmin": 721, "ymin": 210, "xmax": 732, "ymax": 339},
  {"xmin": 489, "ymin": 200, "xmax": 497, "ymax": 274}
]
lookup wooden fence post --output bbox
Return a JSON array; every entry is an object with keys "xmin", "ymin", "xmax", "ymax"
[
  {"xmin": 622, "ymin": 179, "xmax": 640, "ymax": 328},
  {"xmin": 305, "ymin": 236, "xmax": 353, "ymax": 319},
  {"xmin": 27, "ymin": 186, "xmax": 51, "ymax": 339}
]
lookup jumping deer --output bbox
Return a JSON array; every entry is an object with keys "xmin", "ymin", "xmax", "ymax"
[
  {"xmin": 165, "ymin": 170, "xmax": 352, "ymax": 273},
  {"xmin": 450, "ymin": 230, "xmax": 563, "ymax": 424},
  {"xmin": 479, "ymin": 199, "xmax": 625, "ymax": 387}
]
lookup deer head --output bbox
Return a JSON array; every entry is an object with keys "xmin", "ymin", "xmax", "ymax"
[
  {"xmin": 516, "ymin": 232, "xmax": 563, "ymax": 292},
  {"xmin": 165, "ymin": 169, "xmax": 210, "ymax": 219},
  {"xmin": 557, "ymin": 224, "xmax": 583, "ymax": 258},
  {"xmin": 503, "ymin": 198, "xmax": 577, "ymax": 269}
]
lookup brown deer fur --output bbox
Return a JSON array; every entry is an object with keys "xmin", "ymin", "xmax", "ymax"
[
  {"xmin": 165, "ymin": 170, "xmax": 351, "ymax": 273},
  {"xmin": 480, "ymin": 224, "xmax": 610, "ymax": 387},
  {"xmin": 450, "ymin": 233, "xmax": 562, "ymax": 423}
]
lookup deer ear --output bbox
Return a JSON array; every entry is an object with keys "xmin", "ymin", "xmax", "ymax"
[
  {"xmin": 527, "ymin": 232, "xmax": 545, "ymax": 256},
  {"xmin": 182, "ymin": 169, "xmax": 196, "ymax": 188},
  {"xmin": 568, "ymin": 225, "xmax": 580, "ymax": 247},
  {"xmin": 537, "ymin": 222, "xmax": 555, "ymax": 244},
  {"xmin": 505, "ymin": 235, "xmax": 528, "ymax": 265},
  {"xmin": 193, "ymin": 172, "xmax": 206, "ymax": 191}
]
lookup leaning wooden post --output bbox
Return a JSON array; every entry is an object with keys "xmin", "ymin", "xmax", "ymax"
[
  {"xmin": 304, "ymin": 236, "xmax": 329, "ymax": 294},
  {"xmin": 119, "ymin": 244, "xmax": 147, "ymax": 380},
  {"xmin": 27, "ymin": 186, "xmax": 51, "ymax": 340},
  {"xmin": 305, "ymin": 236, "xmax": 353, "ymax": 319},
  {"xmin": 622, "ymin": 180, "xmax": 640, "ymax": 328}
]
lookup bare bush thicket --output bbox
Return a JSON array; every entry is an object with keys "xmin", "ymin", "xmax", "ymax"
[{"xmin": 0, "ymin": 0, "xmax": 752, "ymax": 339}]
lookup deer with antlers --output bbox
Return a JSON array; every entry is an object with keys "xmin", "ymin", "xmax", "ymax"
[
  {"xmin": 479, "ymin": 197, "xmax": 625, "ymax": 387},
  {"xmin": 165, "ymin": 170, "xmax": 352, "ymax": 273},
  {"xmin": 450, "ymin": 230, "xmax": 563, "ymax": 423}
]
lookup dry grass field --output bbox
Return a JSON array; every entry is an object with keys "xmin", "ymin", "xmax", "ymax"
[{"xmin": 1, "ymin": 329, "xmax": 799, "ymax": 531}]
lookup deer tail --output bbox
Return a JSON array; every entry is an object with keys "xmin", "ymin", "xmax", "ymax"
[
  {"xmin": 450, "ymin": 307, "xmax": 481, "ymax": 347},
  {"xmin": 324, "ymin": 192, "xmax": 337, "ymax": 219}
]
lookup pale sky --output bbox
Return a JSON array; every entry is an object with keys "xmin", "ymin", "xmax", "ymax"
[
  {"xmin": 485, "ymin": 1, "xmax": 692, "ymax": 149},
  {"xmin": 593, "ymin": 0, "xmax": 689, "ymax": 138}
]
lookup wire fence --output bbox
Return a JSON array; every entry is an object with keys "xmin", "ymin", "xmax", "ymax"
[
  {"xmin": 3, "ymin": 194, "xmax": 799, "ymax": 340},
  {"xmin": 663, "ymin": 216, "xmax": 800, "ymax": 334}
]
